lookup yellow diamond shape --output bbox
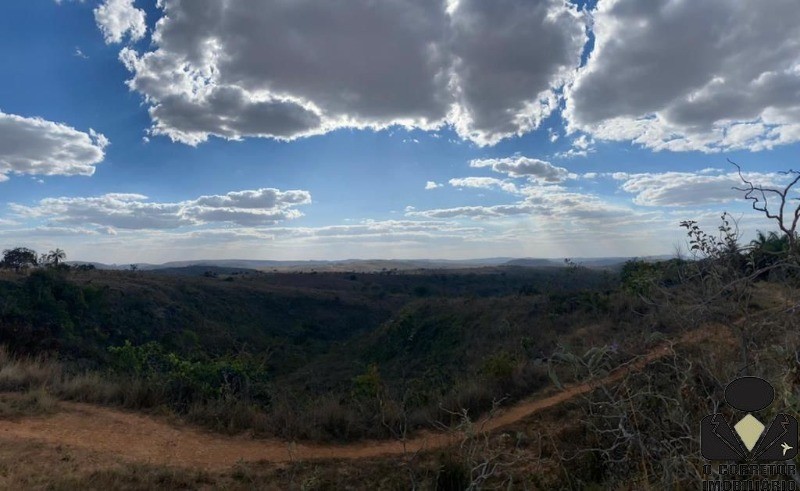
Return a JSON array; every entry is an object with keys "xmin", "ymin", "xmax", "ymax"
[{"xmin": 734, "ymin": 414, "xmax": 765, "ymax": 451}]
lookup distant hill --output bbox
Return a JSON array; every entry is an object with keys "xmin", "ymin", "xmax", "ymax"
[
  {"xmin": 503, "ymin": 258, "xmax": 559, "ymax": 268},
  {"xmin": 145, "ymin": 265, "xmax": 260, "ymax": 277},
  {"xmin": 68, "ymin": 258, "xmax": 517, "ymax": 272},
  {"xmin": 68, "ymin": 255, "xmax": 674, "ymax": 273}
]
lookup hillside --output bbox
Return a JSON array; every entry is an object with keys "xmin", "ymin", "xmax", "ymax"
[
  {"xmin": 0, "ymin": 265, "xmax": 629, "ymax": 440},
  {"xmin": 0, "ymin": 246, "xmax": 796, "ymax": 488}
]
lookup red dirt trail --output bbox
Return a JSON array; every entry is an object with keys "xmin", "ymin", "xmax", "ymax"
[{"xmin": 0, "ymin": 328, "xmax": 714, "ymax": 470}]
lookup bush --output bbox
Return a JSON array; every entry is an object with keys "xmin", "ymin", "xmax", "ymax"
[{"xmin": 107, "ymin": 341, "xmax": 271, "ymax": 411}]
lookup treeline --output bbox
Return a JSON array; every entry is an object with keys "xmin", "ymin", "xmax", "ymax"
[{"xmin": 0, "ymin": 247, "xmax": 94, "ymax": 272}]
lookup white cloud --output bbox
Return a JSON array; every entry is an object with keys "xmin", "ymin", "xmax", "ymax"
[
  {"xmin": 470, "ymin": 156, "xmax": 571, "ymax": 182},
  {"xmin": 113, "ymin": 0, "xmax": 585, "ymax": 146},
  {"xmin": 555, "ymin": 134, "xmax": 596, "ymax": 159},
  {"xmin": 425, "ymin": 181, "xmax": 444, "ymax": 190},
  {"xmin": 0, "ymin": 111, "xmax": 108, "ymax": 180},
  {"xmin": 448, "ymin": 177, "xmax": 519, "ymax": 194},
  {"xmin": 565, "ymin": 0, "xmax": 800, "ymax": 152},
  {"xmin": 409, "ymin": 184, "xmax": 639, "ymax": 224},
  {"xmin": 192, "ymin": 188, "xmax": 311, "ymax": 209},
  {"xmin": 406, "ymin": 203, "xmax": 534, "ymax": 219},
  {"xmin": 615, "ymin": 170, "xmax": 784, "ymax": 207},
  {"xmin": 10, "ymin": 188, "xmax": 311, "ymax": 230},
  {"xmin": 94, "ymin": 0, "xmax": 146, "ymax": 44}
]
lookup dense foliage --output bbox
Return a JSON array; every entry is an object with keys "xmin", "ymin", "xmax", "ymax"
[{"xmin": 0, "ymin": 263, "xmax": 625, "ymax": 440}]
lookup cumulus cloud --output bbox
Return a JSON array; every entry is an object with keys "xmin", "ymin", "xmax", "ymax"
[
  {"xmin": 425, "ymin": 181, "xmax": 444, "ymax": 190},
  {"xmin": 449, "ymin": 177, "xmax": 519, "ymax": 194},
  {"xmin": 556, "ymin": 134, "xmax": 595, "ymax": 158},
  {"xmin": 469, "ymin": 156, "xmax": 571, "ymax": 182},
  {"xmin": 447, "ymin": 0, "xmax": 586, "ymax": 145},
  {"xmin": 114, "ymin": 0, "xmax": 585, "ymax": 146},
  {"xmin": 94, "ymin": 0, "xmax": 146, "ymax": 44},
  {"xmin": 11, "ymin": 188, "xmax": 311, "ymax": 230},
  {"xmin": 615, "ymin": 170, "xmax": 784, "ymax": 207},
  {"xmin": 565, "ymin": 0, "xmax": 800, "ymax": 152},
  {"xmin": 0, "ymin": 111, "xmax": 108, "ymax": 181},
  {"xmin": 192, "ymin": 188, "xmax": 311, "ymax": 209},
  {"xmin": 407, "ymin": 203, "xmax": 535, "ymax": 219}
]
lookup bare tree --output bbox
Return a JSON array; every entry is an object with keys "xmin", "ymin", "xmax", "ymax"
[
  {"xmin": 434, "ymin": 400, "xmax": 523, "ymax": 490},
  {"xmin": 731, "ymin": 159, "xmax": 800, "ymax": 250}
]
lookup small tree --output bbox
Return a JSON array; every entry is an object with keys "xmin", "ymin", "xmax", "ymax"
[{"xmin": 1, "ymin": 247, "xmax": 38, "ymax": 271}]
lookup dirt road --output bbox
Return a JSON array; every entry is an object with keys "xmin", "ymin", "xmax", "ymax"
[{"xmin": 0, "ymin": 328, "xmax": 713, "ymax": 470}]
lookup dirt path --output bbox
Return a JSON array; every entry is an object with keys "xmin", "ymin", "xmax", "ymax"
[{"xmin": 0, "ymin": 327, "xmax": 715, "ymax": 470}]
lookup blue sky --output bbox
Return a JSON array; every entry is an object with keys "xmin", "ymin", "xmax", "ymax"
[{"xmin": 1, "ymin": 0, "xmax": 799, "ymax": 263}]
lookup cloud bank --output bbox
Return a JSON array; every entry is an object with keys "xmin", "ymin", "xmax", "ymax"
[
  {"xmin": 115, "ymin": 0, "xmax": 585, "ymax": 146},
  {"xmin": 564, "ymin": 0, "xmax": 800, "ymax": 152},
  {"xmin": 11, "ymin": 188, "xmax": 311, "ymax": 231},
  {"xmin": 78, "ymin": 0, "xmax": 800, "ymax": 153}
]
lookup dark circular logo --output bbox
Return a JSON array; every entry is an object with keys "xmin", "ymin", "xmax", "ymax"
[{"xmin": 725, "ymin": 377, "xmax": 774, "ymax": 412}]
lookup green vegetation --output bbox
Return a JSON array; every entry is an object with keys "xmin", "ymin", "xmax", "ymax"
[
  {"xmin": 0, "ymin": 247, "xmax": 38, "ymax": 271},
  {"xmin": 0, "ymin": 259, "xmax": 630, "ymax": 441}
]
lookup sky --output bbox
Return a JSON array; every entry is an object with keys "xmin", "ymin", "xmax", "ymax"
[{"xmin": 1, "ymin": 0, "xmax": 800, "ymax": 263}]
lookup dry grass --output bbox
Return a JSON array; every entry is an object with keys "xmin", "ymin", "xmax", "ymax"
[
  {"xmin": 0, "ymin": 346, "xmax": 174, "ymax": 415},
  {"xmin": 57, "ymin": 372, "xmax": 123, "ymax": 404},
  {"xmin": 0, "ymin": 388, "xmax": 58, "ymax": 419},
  {"xmin": 0, "ymin": 347, "xmax": 61, "ymax": 392}
]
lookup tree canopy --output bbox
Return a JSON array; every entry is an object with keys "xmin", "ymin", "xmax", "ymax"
[{"xmin": 1, "ymin": 247, "xmax": 38, "ymax": 271}]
